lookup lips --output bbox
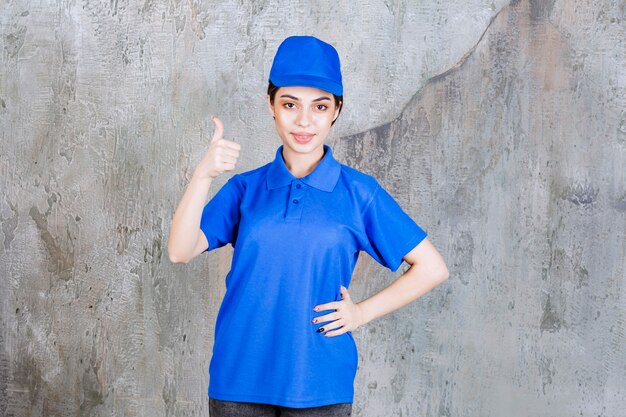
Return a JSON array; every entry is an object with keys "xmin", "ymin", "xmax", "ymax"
[{"xmin": 292, "ymin": 132, "xmax": 315, "ymax": 144}]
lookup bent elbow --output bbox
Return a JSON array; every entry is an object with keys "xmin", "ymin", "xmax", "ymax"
[
  {"xmin": 168, "ymin": 249, "xmax": 190, "ymax": 264},
  {"xmin": 168, "ymin": 254, "xmax": 188, "ymax": 264},
  {"xmin": 441, "ymin": 269, "xmax": 450, "ymax": 281},
  {"xmin": 438, "ymin": 265, "xmax": 450, "ymax": 282}
]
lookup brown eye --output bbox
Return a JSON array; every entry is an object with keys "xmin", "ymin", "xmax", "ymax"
[{"xmin": 316, "ymin": 104, "xmax": 328, "ymax": 111}]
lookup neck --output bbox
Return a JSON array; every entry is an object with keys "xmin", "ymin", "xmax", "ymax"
[{"xmin": 282, "ymin": 145, "xmax": 325, "ymax": 178}]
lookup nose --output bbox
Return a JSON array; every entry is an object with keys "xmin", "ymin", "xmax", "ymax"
[{"xmin": 296, "ymin": 108, "xmax": 311, "ymax": 127}]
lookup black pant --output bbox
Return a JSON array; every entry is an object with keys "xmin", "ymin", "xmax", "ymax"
[{"xmin": 209, "ymin": 397, "xmax": 352, "ymax": 417}]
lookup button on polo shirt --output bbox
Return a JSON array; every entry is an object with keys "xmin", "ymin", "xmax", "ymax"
[{"xmin": 200, "ymin": 144, "xmax": 427, "ymax": 408}]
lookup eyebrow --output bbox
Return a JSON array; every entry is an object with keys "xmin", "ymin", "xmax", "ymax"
[{"xmin": 279, "ymin": 94, "xmax": 332, "ymax": 102}]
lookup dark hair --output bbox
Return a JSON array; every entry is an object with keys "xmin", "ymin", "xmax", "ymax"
[{"xmin": 267, "ymin": 81, "xmax": 343, "ymax": 126}]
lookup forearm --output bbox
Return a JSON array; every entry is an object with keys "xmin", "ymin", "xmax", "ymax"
[
  {"xmin": 357, "ymin": 263, "xmax": 449, "ymax": 325},
  {"xmin": 168, "ymin": 175, "xmax": 213, "ymax": 260}
]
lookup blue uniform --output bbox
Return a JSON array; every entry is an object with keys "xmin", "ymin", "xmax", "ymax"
[{"xmin": 200, "ymin": 144, "xmax": 427, "ymax": 408}]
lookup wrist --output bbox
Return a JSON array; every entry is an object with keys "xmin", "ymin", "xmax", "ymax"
[
  {"xmin": 355, "ymin": 302, "xmax": 369, "ymax": 328},
  {"xmin": 189, "ymin": 173, "xmax": 214, "ymax": 187}
]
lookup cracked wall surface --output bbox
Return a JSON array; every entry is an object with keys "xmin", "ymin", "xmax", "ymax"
[{"xmin": 1, "ymin": 0, "xmax": 624, "ymax": 416}]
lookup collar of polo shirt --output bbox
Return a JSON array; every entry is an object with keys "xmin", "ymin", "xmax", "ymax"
[{"xmin": 267, "ymin": 144, "xmax": 341, "ymax": 192}]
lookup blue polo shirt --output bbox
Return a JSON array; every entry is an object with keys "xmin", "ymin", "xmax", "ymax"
[{"xmin": 200, "ymin": 144, "xmax": 427, "ymax": 408}]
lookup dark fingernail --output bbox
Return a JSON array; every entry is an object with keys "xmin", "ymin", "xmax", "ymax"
[{"xmin": 317, "ymin": 327, "xmax": 325, "ymax": 333}]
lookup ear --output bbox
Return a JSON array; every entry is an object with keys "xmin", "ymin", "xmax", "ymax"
[
  {"xmin": 332, "ymin": 101, "xmax": 342, "ymax": 122},
  {"xmin": 266, "ymin": 95, "xmax": 275, "ymax": 118}
]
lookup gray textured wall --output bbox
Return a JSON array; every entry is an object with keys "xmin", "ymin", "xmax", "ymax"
[{"xmin": 1, "ymin": 0, "xmax": 625, "ymax": 416}]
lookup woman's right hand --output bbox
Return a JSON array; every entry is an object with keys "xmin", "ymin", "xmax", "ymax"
[{"xmin": 192, "ymin": 116, "xmax": 241, "ymax": 181}]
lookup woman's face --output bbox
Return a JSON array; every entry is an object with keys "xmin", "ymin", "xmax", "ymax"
[{"xmin": 267, "ymin": 86, "xmax": 341, "ymax": 159}]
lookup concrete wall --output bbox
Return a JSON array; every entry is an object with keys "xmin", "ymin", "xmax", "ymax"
[{"xmin": 1, "ymin": 0, "xmax": 624, "ymax": 416}]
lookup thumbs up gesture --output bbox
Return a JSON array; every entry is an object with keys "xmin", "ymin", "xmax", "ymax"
[{"xmin": 192, "ymin": 116, "xmax": 241, "ymax": 181}]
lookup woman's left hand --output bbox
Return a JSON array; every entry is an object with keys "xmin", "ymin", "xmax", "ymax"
[{"xmin": 312, "ymin": 286, "xmax": 365, "ymax": 337}]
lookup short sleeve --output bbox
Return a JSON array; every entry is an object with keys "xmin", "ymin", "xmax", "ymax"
[
  {"xmin": 200, "ymin": 175, "xmax": 244, "ymax": 252},
  {"xmin": 361, "ymin": 183, "xmax": 428, "ymax": 272}
]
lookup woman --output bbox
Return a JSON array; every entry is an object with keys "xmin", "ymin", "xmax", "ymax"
[{"xmin": 168, "ymin": 36, "xmax": 449, "ymax": 417}]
